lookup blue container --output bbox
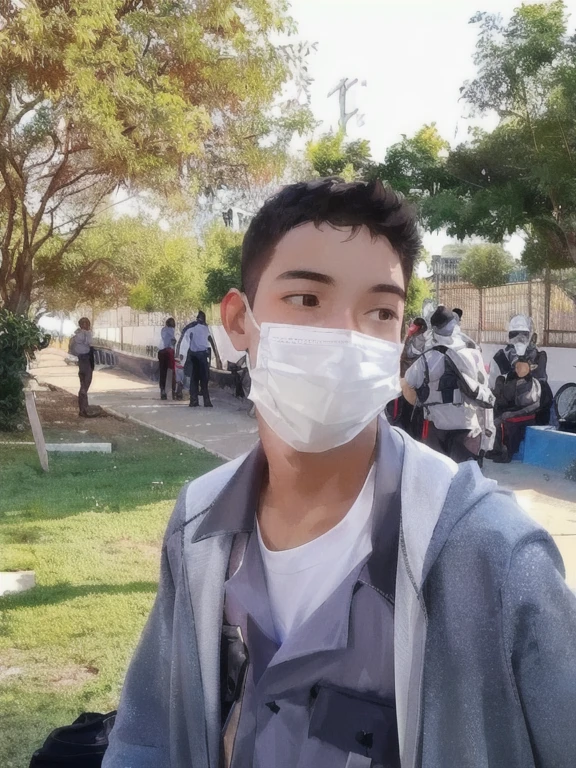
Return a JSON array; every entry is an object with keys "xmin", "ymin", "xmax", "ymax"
[{"xmin": 522, "ymin": 426, "xmax": 576, "ymax": 473}]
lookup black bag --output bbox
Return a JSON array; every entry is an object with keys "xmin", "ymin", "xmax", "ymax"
[{"xmin": 29, "ymin": 711, "xmax": 116, "ymax": 767}]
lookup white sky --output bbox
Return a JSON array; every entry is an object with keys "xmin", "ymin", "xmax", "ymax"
[{"xmin": 288, "ymin": 0, "xmax": 576, "ymax": 257}]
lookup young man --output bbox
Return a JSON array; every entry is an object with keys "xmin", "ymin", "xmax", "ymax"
[
  {"xmin": 403, "ymin": 305, "xmax": 494, "ymax": 463},
  {"xmin": 104, "ymin": 180, "xmax": 576, "ymax": 768},
  {"xmin": 157, "ymin": 317, "xmax": 177, "ymax": 401},
  {"xmin": 69, "ymin": 317, "xmax": 94, "ymax": 417}
]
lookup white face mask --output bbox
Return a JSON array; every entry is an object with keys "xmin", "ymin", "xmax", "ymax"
[
  {"xmin": 510, "ymin": 332, "xmax": 530, "ymax": 357},
  {"xmin": 243, "ymin": 300, "xmax": 402, "ymax": 453}
]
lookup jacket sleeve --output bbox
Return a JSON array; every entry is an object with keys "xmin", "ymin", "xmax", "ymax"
[
  {"xmin": 103, "ymin": 488, "xmax": 187, "ymax": 768},
  {"xmin": 404, "ymin": 355, "xmax": 425, "ymax": 389},
  {"xmin": 503, "ymin": 535, "xmax": 576, "ymax": 768},
  {"xmin": 488, "ymin": 357, "xmax": 501, "ymax": 390}
]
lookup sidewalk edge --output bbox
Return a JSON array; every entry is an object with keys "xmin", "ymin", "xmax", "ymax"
[{"xmin": 102, "ymin": 406, "xmax": 233, "ymax": 462}]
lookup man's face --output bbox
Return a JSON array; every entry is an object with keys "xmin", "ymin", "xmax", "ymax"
[
  {"xmin": 79, "ymin": 319, "xmax": 91, "ymax": 331},
  {"xmin": 240, "ymin": 223, "xmax": 405, "ymax": 359}
]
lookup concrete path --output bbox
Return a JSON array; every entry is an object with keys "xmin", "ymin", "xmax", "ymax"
[
  {"xmin": 34, "ymin": 348, "xmax": 259, "ymax": 460},
  {"xmin": 35, "ymin": 348, "xmax": 576, "ymax": 587}
]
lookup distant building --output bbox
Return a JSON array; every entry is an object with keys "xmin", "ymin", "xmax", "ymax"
[{"xmin": 431, "ymin": 253, "xmax": 463, "ymax": 284}]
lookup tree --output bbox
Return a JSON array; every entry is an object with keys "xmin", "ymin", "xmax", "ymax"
[
  {"xmin": 129, "ymin": 230, "xmax": 204, "ymax": 316},
  {"xmin": 36, "ymin": 215, "xmax": 160, "ymax": 315},
  {"xmin": 0, "ymin": 0, "xmax": 311, "ymax": 315},
  {"xmin": 459, "ymin": 244, "xmax": 515, "ymax": 289},
  {"xmin": 417, "ymin": 3, "xmax": 576, "ymax": 271},
  {"xmin": 404, "ymin": 275, "xmax": 432, "ymax": 321},
  {"xmin": 306, "ymin": 131, "xmax": 374, "ymax": 180},
  {"xmin": 201, "ymin": 223, "xmax": 244, "ymax": 305},
  {"xmin": 373, "ymin": 123, "xmax": 450, "ymax": 199},
  {"xmin": 441, "ymin": 243, "xmax": 473, "ymax": 260}
]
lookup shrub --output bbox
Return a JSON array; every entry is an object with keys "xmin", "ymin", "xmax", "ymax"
[{"xmin": 0, "ymin": 310, "xmax": 49, "ymax": 431}]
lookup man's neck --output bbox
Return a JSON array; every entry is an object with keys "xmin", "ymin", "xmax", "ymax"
[{"xmin": 257, "ymin": 420, "xmax": 378, "ymax": 551}]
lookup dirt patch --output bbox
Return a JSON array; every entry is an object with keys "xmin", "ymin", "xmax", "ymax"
[
  {"xmin": 32, "ymin": 388, "xmax": 143, "ymax": 442},
  {"xmin": 114, "ymin": 537, "xmax": 161, "ymax": 559},
  {"xmin": 49, "ymin": 664, "xmax": 99, "ymax": 689},
  {"xmin": 0, "ymin": 649, "xmax": 99, "ymax": 690},
  {"xmin": 0, "ymin": 665, "xmax": 25, "ymax": 682}
]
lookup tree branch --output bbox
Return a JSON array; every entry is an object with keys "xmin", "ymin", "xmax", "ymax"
[{"xmin": 14, "ymin": 94, "xmax": 44, "ymax": 125}]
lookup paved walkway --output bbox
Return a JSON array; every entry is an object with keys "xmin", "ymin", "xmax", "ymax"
[
  {"xmin": 34, "ymin": 348, "xmax": 259, "ymax": 460},
  {"xmin": 35, "ymin": 348, "xmax": 576, "ymax": 587}
]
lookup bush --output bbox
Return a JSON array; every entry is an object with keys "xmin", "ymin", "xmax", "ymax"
[{"xmin": 0, "ymin": 310, "xmax": 49, "ymax": 431}]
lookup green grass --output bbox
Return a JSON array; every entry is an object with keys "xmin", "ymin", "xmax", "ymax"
[{"xmin": 0, "ymin": 433, "xmax": 221, "ymax": 768}]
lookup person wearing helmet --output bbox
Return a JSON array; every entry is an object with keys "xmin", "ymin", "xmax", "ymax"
[
  {"xmin": 400, "ymin": 317, "xmax": 429, "ymax": 376},
  {"xmin": 387, "ymin": 317, "xmax": 429, "ymax": 438},
  {"xmin": 488, "ymin": 315, "xmax": 550, "ymax": 462},
  {"xmin": 488, "ymin": 315, "xmax": 547, "ymax": 388},
  {"xmin": 403, "ymin": 305, "xmax": 495, "ymax": 463}
]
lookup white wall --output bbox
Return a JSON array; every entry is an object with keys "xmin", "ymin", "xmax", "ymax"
[
  {"xmin": 93, "ymin": 325, "xmax": 162, "ymax": 347},
  {"xmin": 481, "ymin": 343, "xmax": 575, "ymax": 395},
  {"xmin": 92, "ymin": 323, "xmax": 245, "ymax": 364}
]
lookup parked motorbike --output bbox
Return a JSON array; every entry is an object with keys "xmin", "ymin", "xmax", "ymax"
[{"xmin": 227, "ymin": 356, "xmax": 255, "ymax": 418}]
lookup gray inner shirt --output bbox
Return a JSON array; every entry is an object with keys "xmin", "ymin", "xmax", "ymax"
[{"xmin": 222, "ymin": 474, "xmax": 402, "ymax": 768}]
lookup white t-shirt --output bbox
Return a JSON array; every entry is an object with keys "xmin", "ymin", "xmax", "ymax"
[{"xmin": 257, "ymin": 465, "xmax": 376, "ymax": 644}]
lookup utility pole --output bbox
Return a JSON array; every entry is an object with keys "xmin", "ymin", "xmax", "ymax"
[{"xmin": 327, "ymin": 78, "xmax": 362, "ymax": 134}]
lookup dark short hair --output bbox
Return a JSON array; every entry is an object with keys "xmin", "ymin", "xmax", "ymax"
[
  {"xmin": 166, "ymin": 317, "xmax": 175, "ymax": 327},
  {"xmin": 452, "ymin": 307, "xmax": 463, "ymax": 320},
  {"xmin": 241, "ymin": 178, "xmax": 421, "ymax": 305}
]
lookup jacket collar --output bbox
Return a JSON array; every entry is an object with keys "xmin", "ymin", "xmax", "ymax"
[{"xmin": 192, "ymin": 443, "xmax": 266, "ymax": 542}]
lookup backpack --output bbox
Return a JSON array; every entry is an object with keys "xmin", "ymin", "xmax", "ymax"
[
  {"xmin": 417, "ymin": 345, "xmax": 494, "ymax": 410},
  {"xmin": 415, "ymin": 345, "xmax": 496, "ymax": 454},
  {"xmin": 29, "ymin": 711, "xmax": 116, "ymax": 767}
]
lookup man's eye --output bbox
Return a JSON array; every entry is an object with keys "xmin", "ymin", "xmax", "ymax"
[
  {"xmin": 285, "ymin": 295, "xmax": 319, "ymax": 307},
  {"xmin": 368, "ymin": 308, "xmax": 396, "ymax": 322}
]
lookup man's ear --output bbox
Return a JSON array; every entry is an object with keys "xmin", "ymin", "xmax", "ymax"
[{"xmin": 221, "ymin": 289, "xmax": 250, "ymax": 352}]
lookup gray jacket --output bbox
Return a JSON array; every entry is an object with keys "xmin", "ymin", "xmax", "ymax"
[{"xmin": 104, "ymin": 424, "xmax": 576, "ymax": 768}]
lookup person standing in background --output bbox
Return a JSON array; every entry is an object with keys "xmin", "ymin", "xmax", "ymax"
[
  {"xmin": 158, "ymin": 318, "xmax": 177, "ymax": 401},
  {"xmin": 69, "ymin": 317, "xmax": 94, "ymax": 417},
  {"xmin": 183, "ymin": 311, "xmax": 215, "ymax": 407},
  {"xmin": 404, "ymin": 305, "xmax": 494, "ymax": 462}
]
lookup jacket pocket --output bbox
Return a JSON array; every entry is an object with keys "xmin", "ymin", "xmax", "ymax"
[{"xmin": 308, "ymin": 685, "xmax": 399, "ymax": 767}]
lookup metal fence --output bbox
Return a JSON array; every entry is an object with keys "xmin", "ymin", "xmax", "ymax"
[
  {"xmin": 436, "ymin": 270, "xmax": 576, "ymax": 347},
  {"xmin": 93, "ymin": 337, "xmax": 158, "ymax": 359}
]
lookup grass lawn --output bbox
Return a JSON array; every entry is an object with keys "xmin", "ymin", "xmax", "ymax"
[{"xmin": 0, "ymin": 429, "xmax": 221, "ymax": 768}]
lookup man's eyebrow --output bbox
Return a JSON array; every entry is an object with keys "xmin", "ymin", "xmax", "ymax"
[
  {"xmin": 276, "ymin": 270, "xmax": 335, "ymax": 285},
  {"xmin": 370, "ymin": 283, "xmax": 406, "ymax": 301}
]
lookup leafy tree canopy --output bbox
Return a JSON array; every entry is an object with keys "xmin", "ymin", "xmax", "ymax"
[
  {"xmin": 404, "ymin": 274, "xmax": 432, "ymax": 321},
  {"xmin": 0, "ymin": 0, "xmax": 312, "ymax": 314},
  {"xmin": 306, "ymin": 131, "xmax": 373, "ymax": 181},
  {"xmin": 201, "ymin": 223, "xmax": 243, "ymax": 305},
  {"xmin": 373, "ymin": 2, "xmax": 576, "ymax": 273},
  {"xmin": 458, "ymin": 243, "xmax": 515, "ymax": 289}
]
